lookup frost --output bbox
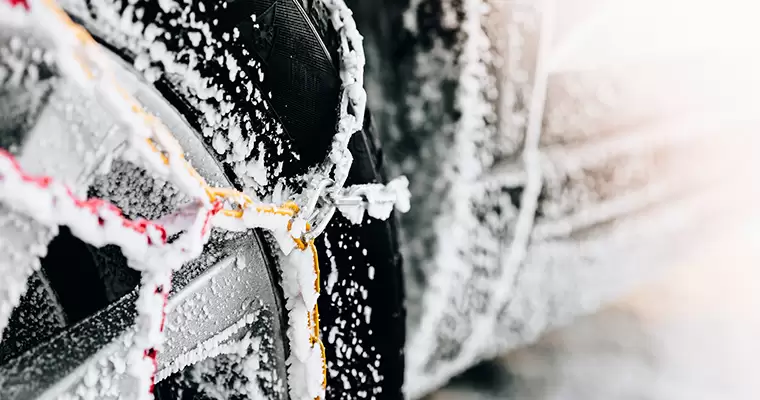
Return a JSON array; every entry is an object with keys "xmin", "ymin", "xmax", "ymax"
[
  {"xmin": 0, "ymin": 0, "xmax": 412, "ymax": 398},
  {"xmin": 156, "ymin": 312, "xmax": 261, "ymax": 382},
  {"xmin": 280, "ymin": 243, "xmax": 326, "ymax": 400},
  {"xmin": 187, "ymin": 31, "xmax": 201, "ymax": 47},
  {"xmin": 0, "ymin": 134, "xmax": 323, "ymax": 399},
  {"xmin": 224, "ymin": 51, "xmax": 238, "ymax": 82},
  {"xmin": 186, "ymin": 336, "xmax": 272, "ymax": 400},
  {"xmin": 358, "ymin": 0, "xmax": 760, "ymax": 397},
  {"xmin": 211, "ymin": 131, "xmax": 228, "ymax": 154},
  {"xmin": 335, "ymin": 176, "xmax": 411, "ymax": 224},
  {"xmin": 246, "ymin": 146, "xmax": 268, "ymax": 187},
  {"xmin": 298, "ymin": 0, "xmax": 369, "ymax": 209},
  {"xmin": 323, "ymin": 233, "xmax": 339, "ymax": 295},
  {"xmin": 0, "ymin": 206, "xmax": 55, "ymax": 342},
  {"xmin": 0, "ymin": 3, "xmax": 326, "ymax": 398}
]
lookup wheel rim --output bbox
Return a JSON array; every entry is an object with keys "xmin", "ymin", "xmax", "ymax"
[{"xmin": 0, "ymin": 42, "xmax": 289, "ymax": 400}]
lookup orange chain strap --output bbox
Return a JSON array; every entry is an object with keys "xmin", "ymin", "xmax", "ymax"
[{"xmin": 0, "ymin": 0, "xmax": 329, "ymax": 398}]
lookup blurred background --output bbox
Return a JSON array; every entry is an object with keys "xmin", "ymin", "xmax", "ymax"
[
  {"xmin": 432, "ymin": 225, "xmax": 760, "ymax": 400},
  {"xmin": 350, "ymin": 0, "xmax": 760, "ymax": 398}
]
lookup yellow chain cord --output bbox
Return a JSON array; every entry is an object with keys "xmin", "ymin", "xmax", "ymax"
[{"xmin": 34, "ymin": 0, "xmax": 328, "ymax": 393}]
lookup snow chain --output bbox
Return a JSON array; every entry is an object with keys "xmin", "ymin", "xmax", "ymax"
[{"xmin": 0, "ymin": 0, "xmax": 410, "ymax": 399}]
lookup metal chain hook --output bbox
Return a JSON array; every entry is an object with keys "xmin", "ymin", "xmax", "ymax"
[
  {"xmin": 297, "ymin": 177, "xmax": 338, "ymax": 242},
  {"xmin": 302, "ymin": 178, "xmax": 334, "ymax": 219}
]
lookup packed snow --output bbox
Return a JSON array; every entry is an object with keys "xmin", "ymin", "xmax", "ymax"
[{"xmin": 0, "ymin": 0, "xmax": 409, "ymax": 399}]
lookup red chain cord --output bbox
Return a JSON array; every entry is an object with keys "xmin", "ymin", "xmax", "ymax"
[{"xmin": 0, "ymin": 0, "xmax": 329, "ymax": 397}]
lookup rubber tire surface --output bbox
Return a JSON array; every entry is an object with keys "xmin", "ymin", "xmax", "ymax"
[{"xmin": 61, "ymin": 0, "xmax": 406, "ymax": 398}]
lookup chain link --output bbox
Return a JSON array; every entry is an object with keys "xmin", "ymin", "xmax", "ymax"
[{"xmin": 0, "ymin": 0, "xmax": 409, "ymax": 398}]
